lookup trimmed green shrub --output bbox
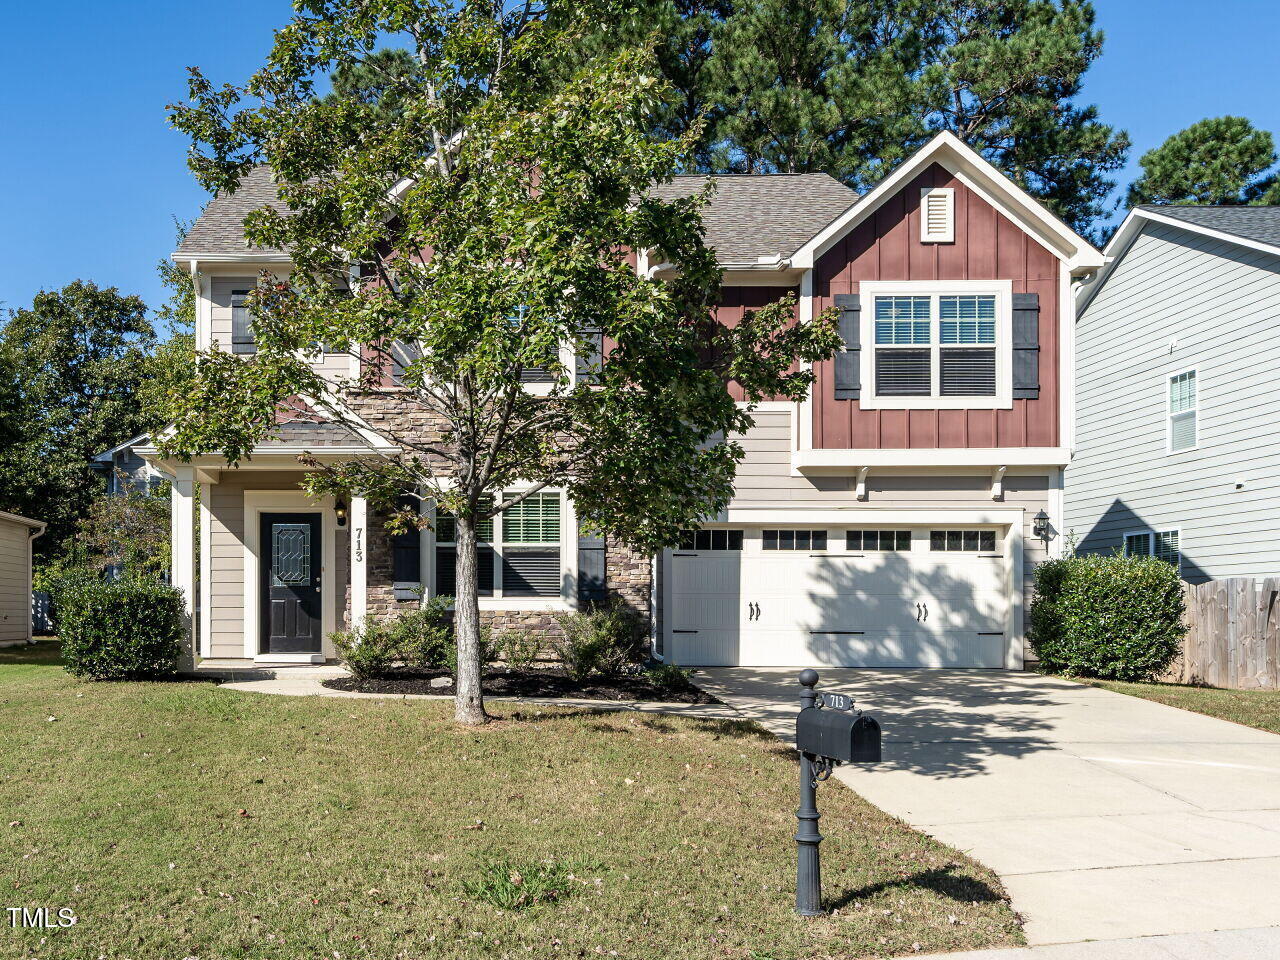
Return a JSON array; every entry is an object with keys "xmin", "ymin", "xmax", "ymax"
[
  {"xmin": 646, "ymin": 662, "xmax": 696, "ymax": 696},
  {"xmin": 330, "ymin": 597, "xmax": 495, "ymax": 679},
  {"xmin": 56, "ymin": 575, "xmax": 184, "ymax": 681},
  {"xmin": 552, "ymin": 602, "xmax": 646, "ymax": 682},
  {"xmin": 331, "ymin": 619, "xmax": 400, "ymax": 680},
  {"xmin": 1029, "ymin": 553, "xmax": 1186, "ymax": 681},
  {"xmin": 498, "ymin": 630, "xmax": 542, "ymax": 670},
  {"xmin": 388, "ymin": 595, "xmax": 454, "ymax": 669}
]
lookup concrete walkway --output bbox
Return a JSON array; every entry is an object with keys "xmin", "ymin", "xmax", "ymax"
[
  {"xmin": 213, "ymin": 666, "xmax": 739, "ymax": 719},
  {"xmin": 942, "ymin": 925, "xmax": 1280, "ymax": 960},
  {"xmin": 694, "ymin": 668, "xmax": 1280, "ymax": 946}
]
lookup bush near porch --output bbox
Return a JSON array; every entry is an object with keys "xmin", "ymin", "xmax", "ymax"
[
  {"xmin": 1029, "ymin": 554, "xmax": 1185, "ymax": 681},
  {"xmin": 0, "ymin": 642, "xmax": 1022, "ymax": 959},
  {"xmin": 51, "ymin": 573, "xmax": 183, "ymax": 680}
]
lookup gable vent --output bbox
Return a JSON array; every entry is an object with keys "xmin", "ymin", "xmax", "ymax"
[{"xmin": 920, "ymin": 187, "xmax": 955, "ymax": 243}]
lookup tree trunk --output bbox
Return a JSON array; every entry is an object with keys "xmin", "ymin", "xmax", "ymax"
[{"xmin": 452, "ymin": 515, "xmax": 490, "ymax": 725}]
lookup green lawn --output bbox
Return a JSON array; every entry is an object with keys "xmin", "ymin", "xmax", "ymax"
[
  {"xmin": 0, "ymin": 642, "xmax": 1020, "ymax": 959},
  {"xmin": 1084, "ymin": 677, "xmax": 1280, "ymax": 735}
]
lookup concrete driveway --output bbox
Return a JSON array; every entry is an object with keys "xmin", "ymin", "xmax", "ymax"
[{"xmin": 695, "ymin": 668, "xmax": 1280, "ymax": 946}]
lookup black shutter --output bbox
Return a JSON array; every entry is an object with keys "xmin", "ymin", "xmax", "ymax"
[
  {"xmin": 833, "ymin": 293, "xmax": 860, "ymax": 399},
  {"xmin": 391, "ymin": 497, "xmax": 421, "ymax": 585},
  {"xmin": 231, "ymin": 289, "xmax": 256, "ymax": 354},
  {"xmin": 577, "ymin": 531, "xmax": 607, "ymax": 605},
  {"xmin": 1012, "ymin": 292, "xmax": 1040, "ymax": 399},
  {"xmin": 576, "ymin": 327, "xmax": 603, "ymax": 384}
]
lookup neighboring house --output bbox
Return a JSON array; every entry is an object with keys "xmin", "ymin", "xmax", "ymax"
[
  {"xmin": 91, "ymin": 434, "xmax": 162, "ymax": 495},
  {"xmin": 143, "ymin": 132, "xmax": 1102, "ymax": 669},
  {"xmin": 0, "ymin": 511, "xmax": 45, "ymax": 646},
  {"xmin": 1069, "ymin": 206, "xmax": 1280, "ymax": 583}
]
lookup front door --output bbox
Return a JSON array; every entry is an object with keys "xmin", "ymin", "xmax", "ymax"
[{"xmin": 260, "ymin": 513, "xmax": 323, "ymax": 654}]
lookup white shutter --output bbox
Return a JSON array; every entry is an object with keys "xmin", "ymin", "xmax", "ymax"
[{"xmin": 920, "ymin": 188, "xmax": 955, "ymax": 243}]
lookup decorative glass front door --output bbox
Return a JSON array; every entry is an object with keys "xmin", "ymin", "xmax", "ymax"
[{"xmin": 260, "ymin": 513, "xmax": 322, "ymax": 654}]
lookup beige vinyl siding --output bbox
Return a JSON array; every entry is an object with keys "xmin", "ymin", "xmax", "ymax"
[
  {"xmin": 729, "ymin": 408, "xmax": 1052, "ymax": 642},
  {"xmin": 1070, "ymin": 221, "xmax": 1280, "ymax": 583},
  {"xmin": 208, "ymin": 276, "xmax": 354, "ymax": 383},
  {"xmin": 0, "ymin": 519, "xmax": 33, "ymax": 644},
  {"xmin": 206, "ymin": 472, "xmax": 348, "ymax": 658}
]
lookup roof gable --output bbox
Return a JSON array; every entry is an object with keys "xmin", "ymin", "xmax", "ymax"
[{"xmin": 791, "ymin": 131, "xmax": 1103, "ymax": 274}]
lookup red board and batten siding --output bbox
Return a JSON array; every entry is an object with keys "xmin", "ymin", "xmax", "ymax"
[
  {"xmin": 812, "ymin": 162, "xmax": 1061, "ymax": 449},
  {"xmin": 716, "ymin": 285, "xmax": 799, "ymax": 401}
]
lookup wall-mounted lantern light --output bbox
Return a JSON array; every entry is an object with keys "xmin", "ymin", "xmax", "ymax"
[
  {"xmin": 335, "ymin": 498, "xmax": 348, "ymax": 527},
  {"xmin": 1032, "ymin": 509, "xmax": 1051, "ymax": 541}
]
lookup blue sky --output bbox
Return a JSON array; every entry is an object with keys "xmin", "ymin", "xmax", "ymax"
[{"xmin": 1, "ymin": 0, "xmax": 1277, "ymax": 320}]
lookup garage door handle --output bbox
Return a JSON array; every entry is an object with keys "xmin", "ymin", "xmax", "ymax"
[
  {"xmin": 915, "ymin": 602, "xmax": 922, "ymax": 621},
  {"xmin": 921, "ymin": 602, "xmax": 928, "ymax": 622}
]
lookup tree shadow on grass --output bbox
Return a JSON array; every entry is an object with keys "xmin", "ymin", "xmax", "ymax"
[
  {"xmin": 826, "ymin": 865, "xmax": 1007, "ymax": 911},
  {"xmin": 0, "ymin": 641, "xmax": 64, "ymax": 667},
  {"xmin": 503, "ymin": 707, "xmax": 780, "ymax": 743}
]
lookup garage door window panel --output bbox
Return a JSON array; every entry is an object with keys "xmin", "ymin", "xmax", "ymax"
[
  {"xmin": 678, "ymin": 529, "xmax": 744, "ymax": 552},
  {"xmin": 763, "ymin": 530, "xmax": 827, "ymax": 551},
  {"xmin": 930, "ymin": 530, "xmax": 997, "ymax": 553},
  {"xmin": 847, "ymin": 530, "xmax": 912, "ymax": 552}
]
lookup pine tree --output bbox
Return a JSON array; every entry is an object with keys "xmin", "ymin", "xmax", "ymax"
[{"xmin": 1128, "ymin": 116, "xmax": 1280, "ymax": 206}]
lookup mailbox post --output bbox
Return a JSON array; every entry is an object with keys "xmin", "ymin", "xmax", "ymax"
[{"xmin": 794, "ymin": 669, "xmax": 882, "ymax": 916}]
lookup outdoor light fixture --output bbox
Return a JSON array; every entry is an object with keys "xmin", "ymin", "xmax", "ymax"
[
  {"xmin": 1033, "ymin": 510, "xmax": 1051, "ymax": 541},
  {"xmin": 335, "ymin": 498, "xmax": 348, "ymax": 527}
]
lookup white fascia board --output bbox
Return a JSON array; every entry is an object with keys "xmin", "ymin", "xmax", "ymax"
[
  {"xmin": 711, "ymin": 506, "xmax": 1025, "ymax": 525},
  {"xmin": 0, "ymin": 509, "xmax": 46, "ymax": 532},
  {"xmin": 791, "ymin": 131, "xmax": 1103, "ymax": 272},
  {"xmin": 92, "ymin": 433, "xmax": 152, "ymax": 462},
  {"xmin": 793, "ymin": 447, "xmax": 1072, "ymax": 471},
  {"xmin": 1080, "ymin": 207, "xmax": 1280, "ymax": 314},
  {"xmin": 170, "ymin": 251, "xmax": 293, "ymax": 264}
]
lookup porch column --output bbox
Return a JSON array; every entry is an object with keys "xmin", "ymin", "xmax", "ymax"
[
  {"xmin": 170, "ymin": 467, "xmax": 197, "ymax": 661},
  {"xmin": 350, "ymin": 495, "xmax": 368, "ymax": 628}
]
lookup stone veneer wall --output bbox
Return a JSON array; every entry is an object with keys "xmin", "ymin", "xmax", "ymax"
[{"xmin": 342, "ymin": 391, "xmax": 654, "ymax": 644}]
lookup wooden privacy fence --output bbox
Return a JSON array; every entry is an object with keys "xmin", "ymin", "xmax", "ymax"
[{"xmin": 1166, "ymin": 578, "xmax": 1280, "ymax": 690}]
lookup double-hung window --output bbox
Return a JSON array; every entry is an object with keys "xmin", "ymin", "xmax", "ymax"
[
  {"xmin": 231, "ymin": 289, "xmax": 256, "ymax": 354},
  {"xmin": 1168, "ymin": 370, "xmax": 1197, "ymax": 452},
  {"xmin": 861, "ymin": 281, "xmax": 1011, "ymax": 409},
  {"xmin": 433, "ymin": 492, "xmax": 564, "ymax": 600}
]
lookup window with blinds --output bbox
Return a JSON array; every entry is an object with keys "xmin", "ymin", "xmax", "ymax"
[
  {"xmin": 433, "ymin": 491, "xmax": 564, "ymax": 599},
  {"xmin": 920, "ymin": 187, "xmax": 955, "ymax": 243},
  {"xmin": 871, "ymin": 291, "xmax": 1001, "ymax": 400},
  {"xmin": 1168, "ymin": 370, "xmax": 1197, "ymax": 452},
  {"xmin": 1124, "ymin": 529, "xmax": 1182, "ymax": 572}
]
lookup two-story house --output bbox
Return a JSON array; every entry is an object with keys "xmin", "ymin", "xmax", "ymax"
[
  {"xmin": 144, "ymin": 132, "xmax": 1103, "ymax": 670},
  {"xmin": 1069, "ymin": 206, "xmax": 1280, "ymax": 583}
]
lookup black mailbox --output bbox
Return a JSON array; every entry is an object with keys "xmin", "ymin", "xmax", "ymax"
[{"xmin": 796, "ymin": 706, "xmax": 882, "ymax": 764}]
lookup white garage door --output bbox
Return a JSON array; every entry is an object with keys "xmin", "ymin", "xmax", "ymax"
[{"xmin": 666, "ymin": 527, "xmax": 1009, "ymax": 667}]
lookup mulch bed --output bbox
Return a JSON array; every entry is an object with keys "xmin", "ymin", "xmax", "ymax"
[{"xmin": 323, "ymin": 667, "xmax": 721, "ymax": 704}]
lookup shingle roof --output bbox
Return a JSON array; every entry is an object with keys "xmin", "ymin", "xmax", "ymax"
[
  {"xmin": 1139, "ymin": 205, "xmax": 1280, "ymax": 251},
  {"xmin": 175, "ymin": 165, "xmax": 286, "ymax": 257},
  {"xmin": 259, "ymin": 421, "xmax": 365, "ymax": 447},
  {"xmin": 648, "ymin": 174, "xmax": 858, "ymax": 266},
  {"xmin": 176, "ymin": 166, "xmax": 859, "ymax": 264}
]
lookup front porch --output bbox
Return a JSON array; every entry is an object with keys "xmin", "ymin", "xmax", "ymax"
[{"xmin": 166, "ymin": 462, "xmax": 374, "ymax": 668}]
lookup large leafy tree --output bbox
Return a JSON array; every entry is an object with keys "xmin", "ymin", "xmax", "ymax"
[
  {"xmin": 1127, "ymin": 116, "xmax": 1280, "ymax": 207},
  {"xmin": 0, "ymin": 281, "xmax": 156, "ymax": 562},
  {"xmin": 164, "ymin": 0, "xmax": 839, "ymax": 724}
]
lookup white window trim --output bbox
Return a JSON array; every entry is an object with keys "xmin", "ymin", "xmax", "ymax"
[
  {"xmin": 858, "ymin": 279, "xmax": 1014, "ymax": 410},
  {"xmin": 429, "ymin": 487, "xmax": 575, "ymax": 611},
  {"xmin": 920, "ymin": 187, "xmax": 955, "ymax": 243},
  {"xmin": 1166, "ymin": 366, "xmax": 1199, "ymax": 455}
]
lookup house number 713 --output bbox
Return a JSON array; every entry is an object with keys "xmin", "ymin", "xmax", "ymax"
[{"xmin": 354, "ymin": 527, "xmax": 363, "ymax": 563}]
